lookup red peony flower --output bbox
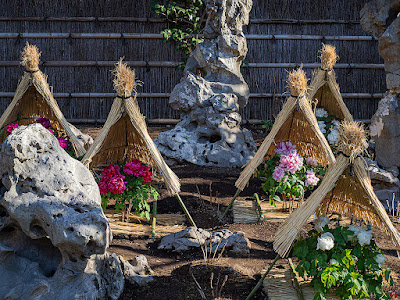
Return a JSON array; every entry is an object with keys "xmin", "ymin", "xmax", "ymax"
[
  {"xmin": 102, "ymin": 164, "xmax": 121, "ymax": 180},
  {"xmin": 141, "ymin": 167, "xmax": 153, "ymax": 184},
  {"xmin": 108, "ymin": 175, "xmax": 127, "ymax": 194},
  {"xmin": 98, "ymin": 179, "xmax": 109, "ymax": 194},
  {"xmin": 6, "ymin": 123, "xmax": 19, "ymax": 133},
  {"xmin": 57, "ymin": 137, "xmax": 67, "ymax": 149},
  {"xmin": 123, "ymin": 159, "xmax": 142, "ymax": 176}
]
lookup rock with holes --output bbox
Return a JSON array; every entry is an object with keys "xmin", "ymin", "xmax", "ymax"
[
  {"xmin": 206, "ymin": 229, "xmax": 251, "ymax": 256},
  {"xmin": 158, "ymin": 227, "xmax": 211, "ymax": 252},
  {"xmin": 118, "ymin": 255, "xmax": 154, "ymax": 286},
  {"xmin": 0, "ymin": 124, "xmax": 124, "ymax": 300},
  {"xmin": 155, "ymin": 0, "xmax": 256, "ymax": 167}
]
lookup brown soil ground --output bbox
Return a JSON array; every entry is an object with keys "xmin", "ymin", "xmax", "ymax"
[{"xmin": 78, "ymin": 125, "xmax": 400, "ymax": 300}]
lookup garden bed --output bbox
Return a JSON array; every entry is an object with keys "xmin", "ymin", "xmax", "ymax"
[{"xmin": 79, "ymin": 125, "xmax": 400, "ymax": 299}]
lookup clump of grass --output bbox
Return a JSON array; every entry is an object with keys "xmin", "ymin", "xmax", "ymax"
[
  {"xmin": 337, "ymin": 120, "xmax": 368, "ymax": 160},
  {"xmin": 287, "ymin": 66, "xmax": 308, "ymax": 97},
  {"xmin": 319, "ymin": 43, "xmax": 339, "ymax": 70},
  {"xmin": 112, "ymin": 58, "xmax": 138, "ymax": 97},
  {"xmin": 21, "ymin": 42, "xmax": 41, "ymax": 71}
]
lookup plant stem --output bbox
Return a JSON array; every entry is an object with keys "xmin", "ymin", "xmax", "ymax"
[
  {"xmin": 175, "ymin": 194, "xmax": 197, "ymax": 227},
  {"xmin": 220, "ymin": 189, "xmax": 241, "ymax": 221},
  {"xmin": 254, "ymin": 193, "xmax": 264, "ymax": 221},
  {"xmin": 245, "ymin": 254, "xmax": 280, "ymax": 300},
  {"xmin": 152, "ymin": 199, "xmax": 157, "ymax": 237}
]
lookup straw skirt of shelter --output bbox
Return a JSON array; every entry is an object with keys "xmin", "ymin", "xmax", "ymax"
[
  {"xmin": 82, "ymin": 59, "xmax": 180, "ymax": 196},
  {"xmin": 273, "ymin": 121, "xmax": 400, "ymax": 258},
  {"xmin": 0, "ymin": 43, "xmax": 86, "ymax": 156},
  {"xmin": 235, "ymin": 68, "xmax": 335, "ymax": 192},
  {"xmin": 307, "ymin": 44, "xmax": 354, "ymax": 121}
]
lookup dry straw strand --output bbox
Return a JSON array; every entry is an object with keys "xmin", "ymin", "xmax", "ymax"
[
  {"xmin": 287, "ymin": 66, "xmax": 308, "ymax": 97},
  {"xmin": 319, "ymin": 43, "xmax": 339, "ymax": 70},
  {"xmin": 336, "ymin": 120, "xmax": 368, "ymax": 161},
  {"xmin": 112, "ymin": 58, "xmax": 138, "ymax": 97},
  {"xmin": 21, "ymin": 42, "xmax": 41, "ymax": 71}
]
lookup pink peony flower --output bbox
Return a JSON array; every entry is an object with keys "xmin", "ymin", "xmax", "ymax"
[
  {"xmin": 280, "ymin": 152, "xmax": 304, "ymax": 174},
  {"xmin": 6, "ymin": 123, "xmax": 19, "ymax": 133},
  {"xmin": 275, "ymin": 141, "xmax": 296, "ymax": 156},
  {"xmin": 47, "ymin": 128, "xmax": 55, "ymax": 135},
  {"xmin": 98, "ymin": 180, "xmax": 109, "ymax": 194},
  {"xmin": 108, "ymin": 175, "xmax": 127, "ymax": 194},
  {"xmin": 37, "ymin": 117, "xmax": 51, "ymax": 129},
  {"xmin": 272, "ymin": 166, "xmax": 286, "ymax": 182},
  {"xmin": 123, "ymin": 159, "xmax": 142, "ymax": 176},
  {"xmin": 57, "ymin": 137, "xmax": 67, "ymax": 149},
  {"xmin": 305, "ymin": 169, "xmax": 320, "ymax": 187},
  {"xmin": 306, "ymin": 157, "xmax": 318, "ymax": 167}
]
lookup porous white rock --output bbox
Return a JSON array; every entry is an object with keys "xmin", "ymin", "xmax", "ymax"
[{"xmin": 0, "ymin": 124, "xmax": 124, "ymax": 300}]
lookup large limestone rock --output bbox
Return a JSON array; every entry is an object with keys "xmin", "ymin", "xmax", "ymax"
[
  {"xmin": 0, "ymin": 124, "xmax": 124, "ymax": 300},
  {"xmin": 156, "ymin": 0, "xmax": 256, "ymax": 167},
  {"xmin": 361, "ymin": 1, "xmax": 400, "ymax": 168}
]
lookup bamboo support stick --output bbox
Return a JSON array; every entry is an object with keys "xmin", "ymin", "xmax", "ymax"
[
  {"xmin": 288, "ymin": 258, "xmax": 304, "ymax": 300},
  {"xmin": 152, "ymin": 199, "xmax": 157, "ymax": 237},
  {"xmin": 0, "ymin": 61, "xmax": 384, "ymax": 69},
  {"xmin": 175, "ymin": 194, "xmax": 197, "ymax": 228},
  {"xmin": 254, "ymin": 193, "xmax": 265, "ymax": 220},
  {"xmin": 220, "ymin": 189, "xmax": 242, "ymax": 221},
  {"xmin": 0, "ymin": 32, "xmax": 377, "ymax": 41},
  {"xmin": 245, "ymin": 254, "xmax": 281, "ymax": 300}
]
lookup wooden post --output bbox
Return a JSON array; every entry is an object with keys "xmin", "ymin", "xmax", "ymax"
[
  {"xmin": 152, "ymin": 199, "xmax": 157, "ymax": 237},
  {"xmin": 220, "ymin": 189, "xmax": 241, "ymax": 221},
  {"xmin": 245, "ymin": 254, "xmax": 280, "ymax": 300},
  {"xmin": 175, "ymin": 194, "xmax": 197, "ymax": 228}
]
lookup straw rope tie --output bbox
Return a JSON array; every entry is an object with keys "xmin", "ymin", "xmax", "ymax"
[{"xmin": 116, "ymin": 95, "xmax": 132, "ymax": 100}]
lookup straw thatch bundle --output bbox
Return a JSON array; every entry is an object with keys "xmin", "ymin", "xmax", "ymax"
[
  {"xmin": 235, "ymin": 67, "xmax": 335, "ymax": 191},
  {"xmin": 82, "ymin": 59, "xmax": 180, "ymax": 195},
  {"xmin": 0, "ymin": 42, "xmax": 86, "ymax": 156},
  {"xmin": 273, "ymin": 121, "xmax": 400, "ymax": 257},
  {"xmin": 307, "ymin": 44, "xmax": 353, "ymax": 121}
]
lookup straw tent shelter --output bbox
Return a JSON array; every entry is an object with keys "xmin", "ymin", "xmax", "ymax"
[
  {"xmin": 82, "ymin": 59, "xmax": 196, "ymax": 227},
  {"xmin": 273, "ymin": 121, "xmax": 400, "ymax": 258},
  {"xmin": 307, "ymin": 44, "xmax": 353, "ymax": 121},
  {"xmin": 220, "ymin": 68, "xmax": 336, "ymax": 220},
  {"xmin": 0, "ymin": 42, "xmax": 86, "ymax": 156}
]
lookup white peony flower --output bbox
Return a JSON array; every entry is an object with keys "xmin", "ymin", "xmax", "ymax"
[
  {"xmin": 314, "ymin": 215, "xmax": 330, "ymax": 233},
  {"xmin": 317, "ymin": 232, "xmax": 335, "ymax": 251},
  {"xmin": 329, "ymin": 259, "xmax": 339, "ymax": 265},
  {"xmin": 315, "ymin": 108, "xmax": 328, "ymax": 118},
  {"xmin": 332, "ymin": 120, "xmax": 340, "ymax": 128},
  {"xmin": 318, "ymin": 121, "xmax": 326, "ymax": 134},
  {"xmin": 327, "ymin": 128, "xmax": 340, "ymax": 145},
  {"xmin": 375, "ymin": 254, "xmax": 385, "ymax": 266},
  {"xmin": 357, "ymin": 230, "xmax": 373, "ymax": 246},
  {"xmin": 347, "ymin": 225, "xmax": 364, "ymax": 235}
]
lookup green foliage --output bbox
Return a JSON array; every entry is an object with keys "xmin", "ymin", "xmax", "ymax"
[
  {"xmin": 101, "ymin": 163, "xmax": 159, "ymax": 220},
  {"xmin": 293, "ymin": 225, "xmax": 393, "ymax": 300},
  {"xmin": 151, "ymin": 0, "xmax": 205, "ymax": 63},
  {"xmin": 259, "ymin": 120, "xmax": 273, "ymax": 131}
]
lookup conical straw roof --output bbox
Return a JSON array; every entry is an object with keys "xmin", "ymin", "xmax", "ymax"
[
  {"xmin": 82, "ymin": 59, "xmax": 181, "ymax": 195},
  {"xmin": 0, "ymin": 42, "xmax": 86, "ymax": 156},
  {"xmin": 235, "ymin": 67, "xmax": 335, "ymax": 191},
  {"xmin": 307, "ymin": 44, "xmax": 353, "ymax": 121},
  {"xmin": 274, "ymin": 121, "xmax": 400, "ymax": 257}
]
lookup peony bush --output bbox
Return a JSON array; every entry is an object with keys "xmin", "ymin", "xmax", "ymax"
[
  {"xmin": 99, "ymin": 160, "xmax": 159, "ymax": 220},
  {"xmin": 7, "ymin": 118, "xmax": 74, "ymax": 157},
  {"xmin": 293, "ymin": 216, "xmax": 393, "ymax": 300},
  {"xmin": 314, "ymin": 108, "xmax": 340, "ymax": 147},
  {"xmin": 256, "ymin": 141, "xmax": 325, "ymax": 206}
]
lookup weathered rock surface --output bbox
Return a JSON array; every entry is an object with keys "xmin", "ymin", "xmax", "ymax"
[
  {"xmin": 68, "ymin": 121, "xmax": 94, "ymax": 150},
  {"xmin": 370, "ymin": 92, "xmax": 400, "ymax": 168},
  {"xmin": 155, "ymin": 0, "xmax": 256, "ymax": 167},
  {"xmin": 158, "ymin": 227, "xmax": 251, "ymax": 255},
  {"xmin": 0, "ymin": 124, "xmax": 124, "ymax": 300},
  {"xmin": 118, "ymin": 255, "xmax": 154, "ymax": 286}
]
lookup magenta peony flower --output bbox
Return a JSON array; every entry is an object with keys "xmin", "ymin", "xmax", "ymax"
[
  {"xmin": 275, "ymin": 141, "xmax": 296, "ymax": 156},
  {"xmin": 280, "ymin": 152, "xmax": 304, "ymax": 174},
  {"xmin": 305, "ymin": 169, "xmax": 320, "ymax": 187},
  {"xmin": 37, "ymin": 117, "xmax": 51, "ymax": 129},
  {"xmin": 6, "ymin": 123, "xmax": 19, "ymax": 133},
  {"xmin": 141, "ymin": 167, "xmax": 153, "ymax": 184},
  {"xmin": 123, "ymin": 159, "xmax": 142, "ymax": 176},
  {"xmin": 47, "ymin": 128, "xmax": 55, "ymax": 135},
  {"xmin": 306, "ymin": 157, "xmax": 318, "ymax": 167},
  {"xmin": 57, "ymin": 137, "xmax": 67, "ymax": 149},
  {"xmin": 102, "ymin": 164, "xmax": 121, "ymax": 180},
  {"xmin": 272, "ymin": 166, "xmax": 286, "ymax": 182},
  {"xmin": 98, "ymin": 180, "xmax": 109, "ymax": 194},
  {"xmin": 108, "ymin": 175, "xmax": 127, "ymax": 194}
]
